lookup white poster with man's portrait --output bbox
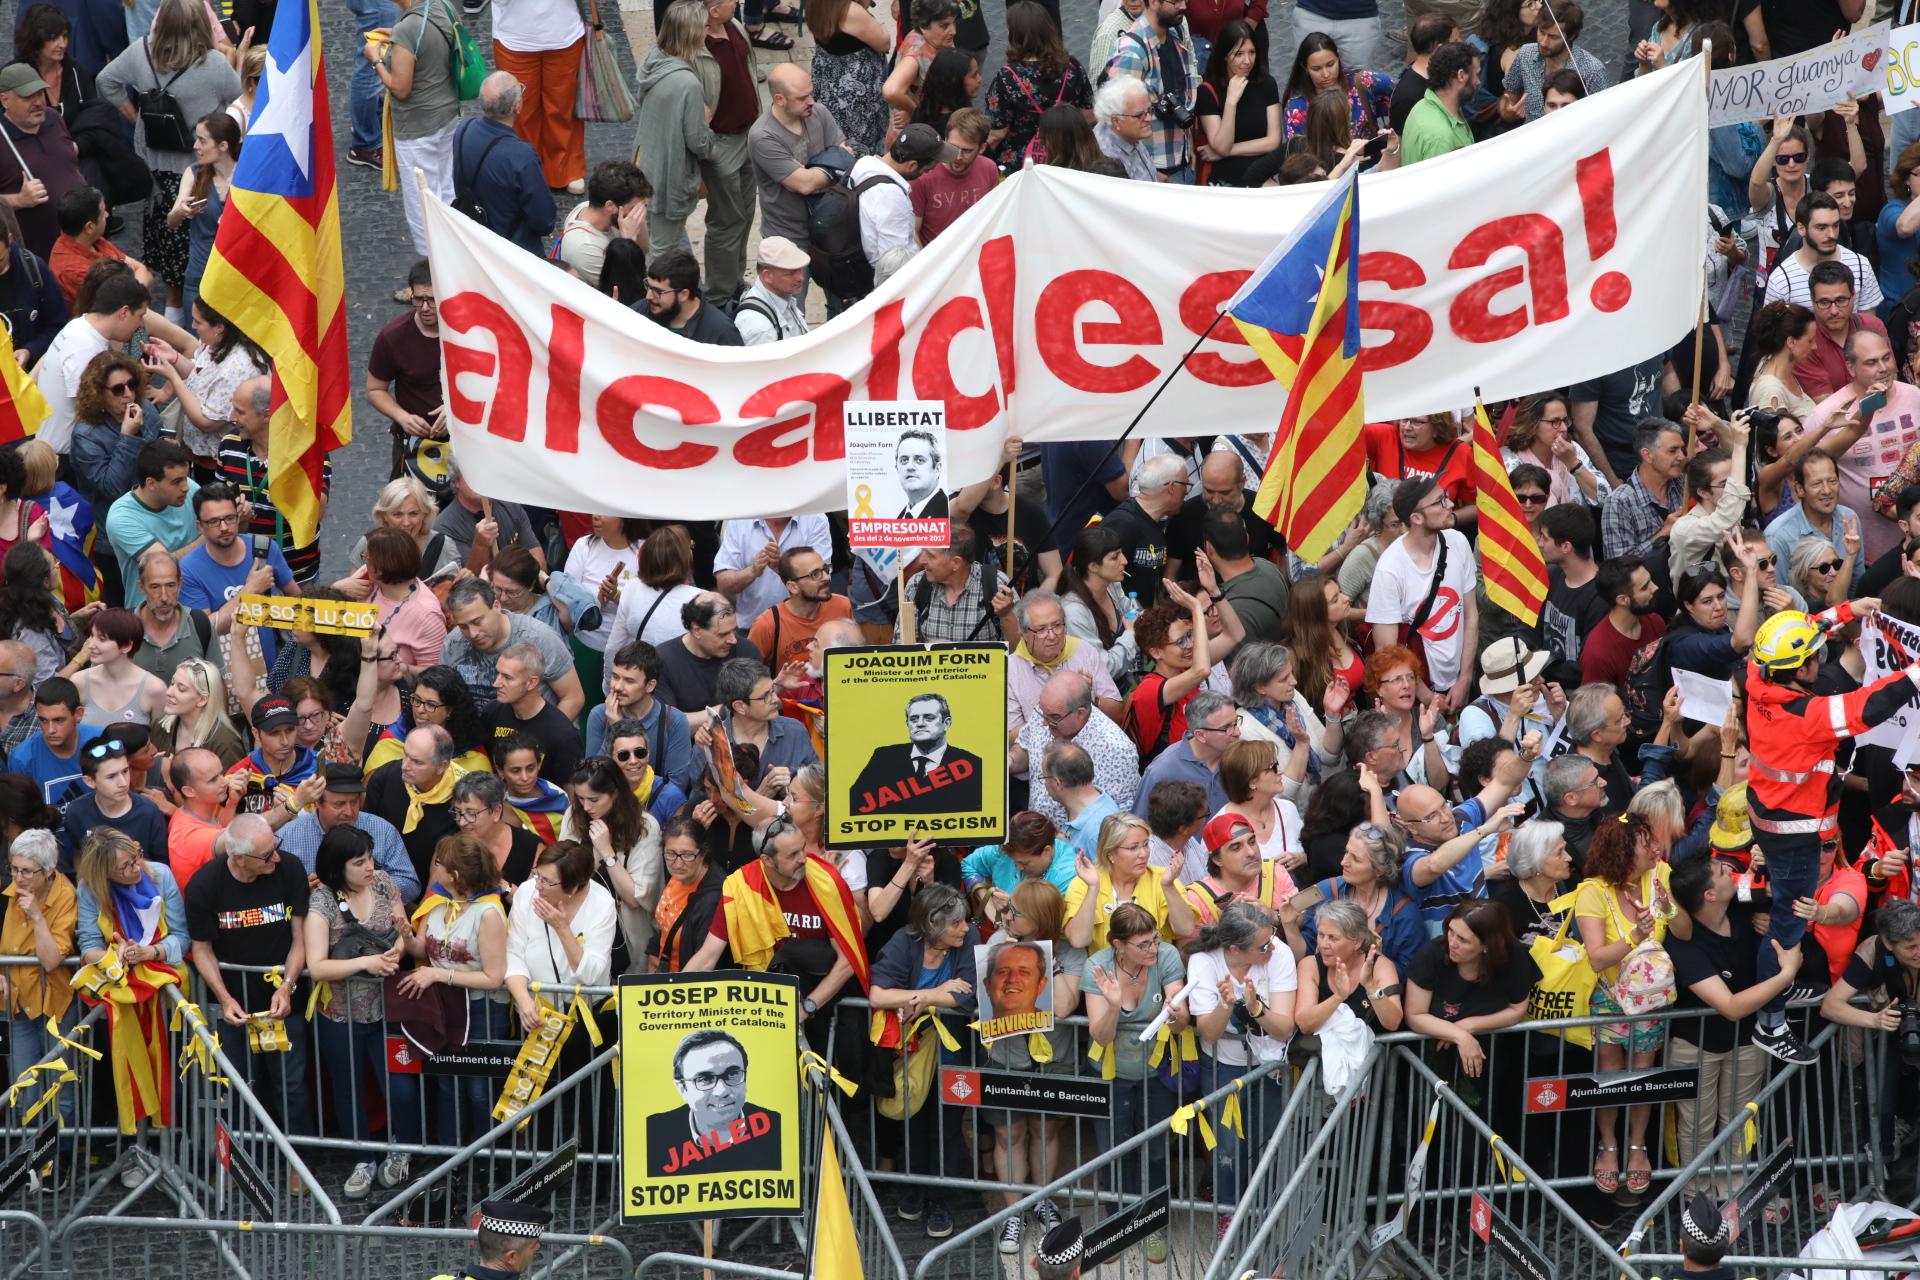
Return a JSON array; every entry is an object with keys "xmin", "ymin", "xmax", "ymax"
[
  {"xmin": 974, "ymin": 937, "xmax": 1055, "ymax": 1044},
  {"xmin": 846, "ymin": 402, "xmax": 950, "ymax": 550}
]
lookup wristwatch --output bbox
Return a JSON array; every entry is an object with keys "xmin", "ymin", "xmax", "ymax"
[{"xmin": 802, "ymin": 997, "xmax": 819, "ymax": 1016}]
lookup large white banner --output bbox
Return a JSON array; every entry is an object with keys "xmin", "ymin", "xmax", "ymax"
[
  {"xmin": 1710, "ymin": 23, "xmax": 1890, "ymax": 125},
  {"xmin": 426, "ymin": 58, "xmax": 1707, "ymax": 521}
]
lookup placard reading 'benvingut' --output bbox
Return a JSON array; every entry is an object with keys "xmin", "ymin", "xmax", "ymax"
[
  {"xmin": 823, "ymin": 645, "xmax": 1007, "ymax": 848},
  {"xmin": 617, "ymin": 973, "xmax": 802, "ymax": 1223}
]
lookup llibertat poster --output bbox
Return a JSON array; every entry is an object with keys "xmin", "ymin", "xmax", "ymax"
[
  {"xmin": 824, "ymin": 644, "xmax": 1007, "ymax": 848},
  {"xmin": 845, "ymin": 402, "xmax": 950, "ymax": 550},
  {"xmin": 617, "ymin": 972, "xmax": 802, "ymax": 1222}
]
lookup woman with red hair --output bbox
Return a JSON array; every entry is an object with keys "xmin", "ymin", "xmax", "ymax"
[{"xmin": 1362, "ymin": 644, "xmax": 1447, "ymax": 791}]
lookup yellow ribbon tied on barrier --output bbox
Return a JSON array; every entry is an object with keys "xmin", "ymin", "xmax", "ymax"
[
  {"xmin": 304, "ymin": 981, "xmax": 332, "ymax": 1022},
  {"xmin": 1489, "ymin": 1133, "xmax": 1527, "ymax": 1184},
  {"xmin": 1217, "ymin": 1078, "xmax": 1245, "ymax": 1141},
  {"xmin": 1738, "ymin": 1100, "xmax": 1759, "ymax": 1156},
  {"xmin": 5, "ymin": 1018, "xmax": 100, "ymax": 1124},
  {"xmin": 800, "ymin": 1049, "xmax": 859, "ymax": 1099},
  {"xmin": 1170, "ymin": 1098, "xmax": 1219, "ymax": 1150},
  {"xmin": 171, "ymin": 1000, "xmax": 230, "ymax": 1088},
  {"xmin": 965, "ymin": 1022, "xmax": 1055, "ymax": 1064},
  {"xmin": 569, "ymin": 986, "xmax": 604, "ymax": 1048}
]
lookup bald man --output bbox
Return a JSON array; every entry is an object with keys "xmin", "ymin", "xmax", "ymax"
[
  {"xmin": 748, "ymin": 64, "xmax": 846, "ymax": 263},
  {"xmin": 0, "ymin": 638, "xmax": 37, "ymax": 755},
  {"xmin": 1167, "ymin": 451, "xmax": 1283, "ymax": 579},
  {"xmin": 1393, "ymin": 732, "xmax": 1540, "ymax": 929}
]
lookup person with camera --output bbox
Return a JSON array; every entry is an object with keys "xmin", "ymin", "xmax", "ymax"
[
  {"xmin": 1102, "ymin": 0, "xmax": 1198, "ymax": 183},
  {"xmin": 1820, "ymin": 897, "xmax": 1920, "ymax": 1184},
  {"xmin": 1091, "ymin": 78, "xmax": 1158, "ymax": 183}
]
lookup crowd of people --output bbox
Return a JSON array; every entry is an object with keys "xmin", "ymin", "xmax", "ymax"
[{"xmin": 0, "ymin": 0, "xmax": 1910, "ymax": 1275}]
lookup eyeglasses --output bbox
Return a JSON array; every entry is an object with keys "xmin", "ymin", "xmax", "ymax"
[
  {"xmin": 1379, "ymin": 672, "xmax": 1417, "ymax": 688},
  {"xmin": 409, "ymin": 293, "xmax": 437, "ymax": 308},
  {"xmin": 644, "ymin": 283, "xmax": 679, "ymax": 298},
  {"xmin": 1812, "ymin": 559, "xmax": 1844, "ymax": 574},
  {"xmin": 1040, "ymin": 706, "xmax": 1084, "ymax": 726},
  {"xmin": 8, "ymin": 862, "xmax": 44, "ymax": 877},
  {"xmin": 1025, "ymin": 621, "xmax": 1066, "ymax": 636},
  {"xmin": 198, "ymin": 513, "xmax": 241, "ymax": 528},
  {"xmin": 1811, "ymin": 296, "xmax": 1852, "ymax": 311},
  {"xmin": 1193, "ymin": 719, "xmax": 1237, "ymax": 737},
  {"xmin": 614, "ymin": 746, "xmax": 649, "ymax": 762},
  {"xmin": 1120, "ymin": 108, "xmax": 1153, "ymax": 120},
  {"xmin": 1775, "ymin": 151, "xmax": 1807, "ymax": 164},
  {"xmin": 1237, "ymin": 939, "xmax": 1275, "ymax": 955},
  {"xmin": 1515, "ymin": 492, "xmax": 1548, "ymax": 505},
  {"xmin": 106, "ymin": 379, "xmax": 135, "ymax": 395},
  {"xmin": 296, "ymin": 708, "xmax": 329, "ymax": 726},
  {"xmin": 1168, "ymin": 632, "xmax": 1195, "ymax": 649},
  {"xmin": 239, "ymin": 843, "xmax": 281, "ymax": 861},
  {"xmin": 785, "ymin": 565, "xmax": 830, "ymax": 582},
  {"xmin": 450, "ymin": 806, "xmax": 491, "ymax": 824},
  {"xmin": 679, "ymin": 1066, "xmax": 745, "ymax": 1092},
  {"xmin": 664, "ymin": 847, "xmax": 702, "ymax": 863},
  {"xmin": 406, "ymin": 692, "xmax": 445, "ymax": 712}
]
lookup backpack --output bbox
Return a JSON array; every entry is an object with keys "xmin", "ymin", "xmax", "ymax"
[
  {"xmin": 450, "ymin": 119, "xmax": 510, "ymax": 230},
  {"xmin": 136, "ymin": 38, "xmax": 197, "ymax": 153},
  {"xmin": 806, "ymin": 171, "xmax": 895, "ymax": 300},
  {"xmin": 411, "ymin": 0, "xmax": 485, "ymax": 102},
  {"xmin": 725, "ymin": 293, "xmax": 784, "ymax": 340},
  {"xmin": 1623, "ymin": 621, "xmax": 1699, "ymax": 736}
]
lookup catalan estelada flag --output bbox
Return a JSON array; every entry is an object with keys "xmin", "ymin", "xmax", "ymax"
[
  {"xmin": 1226, "ymin": 168, "xmax": 1367, "ymax": 561},
  {"xmin": 198, "ymin": 0, "xmax": 349, "ymax": 546},
  {"xmin": 1473, "ymin": 400, "xmax": 1548, "ymax": 626},
  {"xmin": 0, "ymin": 321, "xmax": 50, "ymax": 442}
]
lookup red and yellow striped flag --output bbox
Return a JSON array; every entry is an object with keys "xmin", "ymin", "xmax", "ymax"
[
  {"xmin": 1473, "ymin": 400, "xmax": 1548, "ymax": 626},
  {"xmin": 1225, "ymin": 169, "xmax": 1367, "ymax": 561},
  {"xmin": 199, "ymin": 0, "xmax": 350, "ymax": 546},
  {"xmin": 0, "ymin": 322, "xmax": 50, "ymax": 442}
]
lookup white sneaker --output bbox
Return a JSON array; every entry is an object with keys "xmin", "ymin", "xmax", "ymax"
[
  {"xmin": 120, "ymin": 1163, "xmax": 144, "ymax": 1190},
  {"xmin": 343, "ymin": 1162, "xmax": 377, "ymax": 1200},
  {"xmin": 379, "ymin": 1151, "xmax": 411, "ymax": 1189}
]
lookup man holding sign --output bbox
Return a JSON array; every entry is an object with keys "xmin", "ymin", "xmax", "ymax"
[
  {"xmin": 179, "ymin": 483, "xmax": 296, "ymax": 669},
  {"xmin": 1745, "ymin": 599, "xmax": 1920, "ymax": 1065}
]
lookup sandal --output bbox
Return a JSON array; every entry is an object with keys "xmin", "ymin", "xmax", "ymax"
[
  {"xmin": 1593, "ymin": 1144, "xmax": 1619, "ymax": 1193},
  {"xmin": 764, "ymin": 5, "xmax": 803, "ymax": 21},
  {"xmin": 1625, "ymin": 1144, "xmax": 1652, "ymax": 1195},
  {"xmin": 747, "ymin": 25, "xmax": 794, "ymax": 47}
]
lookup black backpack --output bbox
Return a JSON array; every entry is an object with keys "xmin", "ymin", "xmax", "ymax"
[
  {"xmin": 724, "ymin": 293, "xmax": 784, "ymax": 339},
  {"xmin": 450, "ymin": 119, "xmax": 509, "ymax": 231},
  {"xmin": 1624, "ymin": 620, "xmax": 1699, "ymax": 735},
  {"xmin": 137, "ymin": 38, "xmax": 197, "ymax": 153},
  {"xmin": 806, "ymin": 172, "xmax": 894, "ymax": 300}
]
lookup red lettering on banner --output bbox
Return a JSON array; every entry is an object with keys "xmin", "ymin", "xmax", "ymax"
[
  {"xmin": 1447, "ymin": 215, "xmax": 1569, "ymax": 342},
  {"xmin": 977, "ymin": 236, "xmax": 1018, "ymax": 398},
  {"xmin": 1576, "ymin": 149, "xmax": 1632, "ymax": 312},
  {"xmin": 438, "ymin": 293, "xmax": 530, "ymax": 440},
  {"xmin": 1179, "ymin": 271, "xmax": 1268, "ymax": 387},
  {"xmin": 912, "ymin": 296, "xmax": 999, "ymax": 431},
  {"xmin": 734, "ymin": 375, "xmax": 854, "ymax": 466},
  {"xmin": 545, "ymin": 304, "xmax": 584, "ymax": 454},
  {"xmin": 597, "ymin": 376, "xmax": 720, "ymax": 469},
  {"xmin": 1357, "ymin": 253, "xmax": 1433, "ymax": 372},
  {"xmin": 869, "ymin": 299, "xmax": 906, "ymax": 400},
  {"xmin": 1034, "ymin": 270, "xmax": 1161, "ymax": 394}
]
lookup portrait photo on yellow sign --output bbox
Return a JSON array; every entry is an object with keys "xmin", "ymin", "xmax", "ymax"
[
  {"xmin": 823, "ymin": 644, "xmax": 1008, "ymax": 850},
  {"xmin": 617, "ymin": 972, "xmax": 802, "ymax": 1222}
]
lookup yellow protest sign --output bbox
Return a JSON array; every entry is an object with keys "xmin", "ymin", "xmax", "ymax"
[
  {"xmin": 234, "ymin": 595, "xmax": 378, "ymax": 636},
  {"xmin": 823, "ymin": 643, "xmax": 1007, "ymax": 849},
  {"xmin": 617, "ymin": 973, "xmax": 802, "ymax": 1222}
]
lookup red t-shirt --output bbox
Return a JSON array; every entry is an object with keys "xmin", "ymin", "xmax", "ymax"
[
  {"xmin": 910, "ymin": 157, "xmax": 1000, "ymax": 243},
  {"xmin": 709, "ymin": 878, "xmax": 827, "ymax": 943},
  {"xmin": 1801, "ymin": 314, "xmax": 1888, "ymax": 403},
  {"xmin": 1581, "ymin": 612, "xmax": 1665, "ymax": 689},
  {"xmin": 1126, "ymin": 672, "xmax": 1192, "ymax": 756},
  {"xmin": 1362, "ymin": 420, "xmax": 1475, "ymax": 504}
]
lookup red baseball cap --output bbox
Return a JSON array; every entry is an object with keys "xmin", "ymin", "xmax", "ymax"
[{"xmin": 1203, "ymin": 814, "xmax": 1255, "ymax": 854}]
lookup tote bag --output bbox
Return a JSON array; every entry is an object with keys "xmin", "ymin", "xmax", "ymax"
[
  {"xmin": 1526, "ymin": 891, "xmax": 1596, "ymax": 1049},
  {"xmin": 576, "ymin": 0, "xmax": 636, "ymax": 122}
]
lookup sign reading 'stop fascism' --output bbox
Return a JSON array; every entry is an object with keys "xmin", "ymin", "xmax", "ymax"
[
  {"xmin": 617, "ymin": 973, "xmax": 802, "ymax": 1223},
  {"xmin": 823, "ymin": 644, "xmax": 1007, "ymax": 848}
]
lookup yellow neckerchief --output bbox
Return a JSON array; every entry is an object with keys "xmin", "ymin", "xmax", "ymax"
[
  {"xmin": 403, "ymin": 762, "xmax": 467, "ymax": 833},
  {"xmin": 628, "ymin": 763, "xmax": 657, "ymax": 807},
  {"xmin": 410, "ymin": 883, "xmax": 506, "ymax": 929},
  {"xmin": 1014, "ymin": 634, "xmax": 1082, "ymax": 672}
]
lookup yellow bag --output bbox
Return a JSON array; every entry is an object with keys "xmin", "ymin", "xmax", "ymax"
[
  {"xmin": 1526, "ymin": 892, "xmax": 1596, "ymax": 1049},
  {"xmin": 872, "ymin": 1009, "xmax": 944, "ymax": 1122}
]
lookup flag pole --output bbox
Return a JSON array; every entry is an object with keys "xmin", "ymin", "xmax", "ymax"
[{"xmin": 1020, "ymin": 310, "xmax": 1231, "ymax": 588}]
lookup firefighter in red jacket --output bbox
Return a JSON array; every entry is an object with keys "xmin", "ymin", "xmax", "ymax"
[{"xmin": 1746, "ymin": 598, "xmax": 1920, "ymax": 1063}]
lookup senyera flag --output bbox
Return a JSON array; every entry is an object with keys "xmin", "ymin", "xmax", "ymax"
[
  {"xmin": 198, "ymin": 0, "xmax": 350, "ymax": 546},
  {"xmin": 0, "ymin": 321, "xmax": 50, "ymax": 442},
  {"xmin": 1224, "ymin": 168, "xmax": 1367, "ymax": 562},
  {"xmin": 1473, "ymin": 399, "xmax": 1548, "ymax": 627}
]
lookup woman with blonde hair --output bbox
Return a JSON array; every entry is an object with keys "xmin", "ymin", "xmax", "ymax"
[
  {"xmin": 226, "ymin": 43, "xmax": 266, "ymax": 130},
  {"xmin": 1065, "ymin": 812, "xmax": 1196, "ymax": 951},
  {"xmin": 334, "ymin": 476, "xmax": 455, "ymax": 600},
  {"xmin": 150, "ymin": 657, "xmax": 244, "ymax": 765},
  {"xmin": 97, "ymin": 0, "xmax": 240, "ymax": 313},
  {"xmin": 74, "ymin": 827, "xmax": 188, "ymax": 1146}
]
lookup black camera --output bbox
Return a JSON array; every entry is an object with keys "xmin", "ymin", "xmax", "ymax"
[
  {"xmin": 1151, "ymin": 93, "xmax": 1193, "ymax": 130},
  {"xmin": 1900, "ymin": 1001, "xmax": 1920, "ymax": 1068}
]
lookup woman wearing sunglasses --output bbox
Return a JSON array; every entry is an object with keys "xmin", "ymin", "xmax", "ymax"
[
  {"xmin": 68, "ymin": 352, "xmax": 163, "ymax": 513},
  {"xmin": 606, "ymin": 718, "xmax": 687, "ymax": 826},
  {"xmin": 1789, "ymin": 533, "xmax": 1855, "ymax": 610}
]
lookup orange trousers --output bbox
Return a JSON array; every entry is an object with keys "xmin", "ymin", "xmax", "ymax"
[{"xmin": 493, "ymin": 39, "xmax": 586, "ymax": 190}]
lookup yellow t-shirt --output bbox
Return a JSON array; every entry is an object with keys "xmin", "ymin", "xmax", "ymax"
[
  {"xmin": 1064, "ymin": 872, "xmax": 1172, "ymax": 952},
  {"xmin": 1573, "ymin": 862, "xmax": 1673, "ymax": 989}
]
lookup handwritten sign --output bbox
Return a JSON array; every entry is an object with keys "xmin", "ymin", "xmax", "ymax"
[
  {"xmin": 1710, "ymin": 23, "xmax": 1890, "ymax": 126},
  {"xmin": 1857, "ymin": 612, "xmax": 1920, "ymax": 765},
  {"xmin": 235, "ymin": 595, "xmax": 378, "ymax": 636},
  {"xmin": 1884, "ymin": 22, "xmax": 1920, "ymax": 115}
]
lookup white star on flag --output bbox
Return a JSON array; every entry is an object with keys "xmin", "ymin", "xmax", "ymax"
[
  {"xmin": 249, "ymin": 35, "xmax": 313, "ymax": 182},
  {"xmin": 45, "ymin": 492, "xmax": 77, "ymax": 543}
]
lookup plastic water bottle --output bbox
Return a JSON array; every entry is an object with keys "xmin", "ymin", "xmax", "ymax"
[{"xmin": 1123, "ymin": 592, "xmax": 1142, "ymax": 623}]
